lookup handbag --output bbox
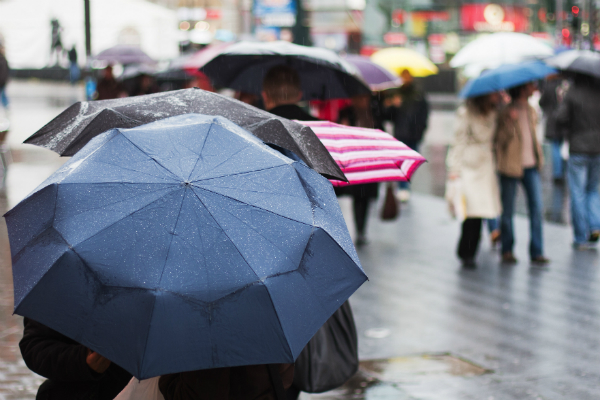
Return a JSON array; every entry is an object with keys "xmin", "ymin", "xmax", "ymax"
[
  {"xmin": 292, "ymin": 301, "xmax": 359, "ymax": 393},
  {"xmin": 444, "ymin": 178, "xmax": 466, "ymax": 221},
  {"xmin": 380, "ymin": 183, "xmax": 399, "ymax": 221}
]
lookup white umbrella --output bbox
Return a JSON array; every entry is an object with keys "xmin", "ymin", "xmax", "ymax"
[{"xmin": 450, "ymin": 32, "xmax": 554, "ymax": 72}]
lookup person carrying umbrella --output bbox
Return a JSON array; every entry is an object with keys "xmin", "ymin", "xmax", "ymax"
[
  {"xmin": 19, "ymin": 318, "xmax": 132, "ymax": 400},
  {"xmin": 495, "ymin": 82, "xmax": 549, "ymax": 265},
  {"xmin": 96, "ymin": 65, "xmax": 127, "ymax": 100},
  {"xmin": 556, "ymin": 73, "xmax": 600, "ymax": 250},
  {"xmin": 261, "ymin": 65, "xmax": 318, "ymax": 121}
]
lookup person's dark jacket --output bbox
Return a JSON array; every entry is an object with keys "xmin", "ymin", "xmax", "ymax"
[
  {"xmin": 159, "ymin": 364, "xmax": 294, "ymax": 400},
  {"xmin": 556, "ymin": 77, "xmax": 600, "ymax": 155},
  {"xmin": 0, "ymin": 53, "xmax": 9, "ymax": 89},
  {"xmin": 96, "ymin": 77, "xmax": 125, "ymax": 100},
  {"xmin": 19, "ymin": 318, "xmax": 132, "ymax": 400},
  {"xmin": 383, "ymin": 83, "xmax": 429, "ymax": 145},
  {"xmin": 539, "ymin": 78, "xmax": 566, "ymax": 141},
  {"xmin": 267, "ymin": 104, "xmax": 318, "ymax": 121}
]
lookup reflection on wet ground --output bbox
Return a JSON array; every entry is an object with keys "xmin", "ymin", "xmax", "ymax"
[{"xmin": 0, "ymin": 82, "xmax": 597, "ymax": 400}]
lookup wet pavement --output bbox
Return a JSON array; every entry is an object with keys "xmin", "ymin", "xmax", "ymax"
[{"xmin": 0, "ymin": 81, "xmax": 597, "ymax": 399}]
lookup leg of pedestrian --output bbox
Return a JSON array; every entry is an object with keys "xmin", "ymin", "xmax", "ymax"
[
  {"xmin": 457, "ymin": 218, "xmax": 482, "ymax": 267},
  {"xmin": 551, "ymin": 139, "xmax": 565, "ymax": 182},
  {"xmin": 584, "ymin": 154, "xmax": 600, "ymax": 243},
  {"xmin": 521, "ymin": 167, "xmax": 547, "ymax": 263},
  {"xmin": 499, "ymin": 174, "xmax": 518, "ymax": 263},
  {"xmin": 568, "ymin": 154, "xmax": 592, "ymax": 248}
]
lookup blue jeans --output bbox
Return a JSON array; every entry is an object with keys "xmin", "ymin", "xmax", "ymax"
[
  {"xmin": 567, "ymin": 154, "xmax": 600, "ymax": 244},
  {"xmin": 551, "ymin": 139, "xmax": 564, "ymax": 179},
  {"xmin": 399, "ymin": 139, "xmax": 419, "ymax": 190},
  {"xmin": 500, "ymin": 168, "xmax": 544, "ymax": 258},
  {"xmin": 0, "ymin": 88, "xmax": 8, "ymax": 109},
  {"xmin": 486, "ymin": 218, "xmax": 499, "ymax": 233}
]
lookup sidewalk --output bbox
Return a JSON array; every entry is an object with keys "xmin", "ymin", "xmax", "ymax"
[{"xmin": 304, "ymin": 193, "xmax": 600, "ymax": 399}]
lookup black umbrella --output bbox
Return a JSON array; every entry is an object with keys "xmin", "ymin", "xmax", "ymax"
[
  {"xmin": 546, "ymin": 50, "xmax": 600, "ymax": 79},
  {"xmin": 24, "ymin": 88, "xmax": 345, "ymax": 181},
  {"xmin": 201, "ymin": 41, "xmax": 371, "ymax": 100},
  {"xmin": 94, "ymin": 44, "xmax": 155, "ymax": 65}
]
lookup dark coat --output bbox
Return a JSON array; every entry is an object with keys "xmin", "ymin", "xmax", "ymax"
[
  {"xmin": 19, "ymin": 318, "xmax": 132, "ymax": 400},
  {"xmin": 556, "ymin": 78, "xmax": 600, "ymax": 155},
  {"xmin": 96, "ymin": 77, "xmax": 125, "ymax": 100},
  {"xmin": 159, "ymin": 364, "xmax": 294, "ymax": 400},
  {"xmin": 267, "ymin": 104, "xmax": 318, "ymax": 121},
  {"xmin": 0, "ymin": 53, "xmax": 9, "ymax": 89},
  {"xmin": 539, "ymin": 78, "xmax": 566, "ymax": 141},
  {"xmin": 383, "ymin": 83, "xmax": 429, "ymax": 145}
]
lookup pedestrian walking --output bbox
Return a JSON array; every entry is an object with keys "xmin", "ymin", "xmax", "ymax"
[
  {"xmin": 20, "ymin": 318, "xmax": 132, "ymax": 400},
  {"xmin": 96, "ymin": 65, "xmax": 127, "ymax": 100},
  {"xmin": 495, "ymin": 82, "xmax": 549, "ymax": 265},
  {"xmin": 446, "ymin": 93, "xmax": 502, "ymax": 267},
  {"xmin": 336, "ymin": 94, "xmax": 381, "ymax": 246},
  {"xmin": 0, "ymin": 45, "xmax": 10, "ymax": 111},
  {"xmin": 556, "ymin": 73, "xmax": 600, "ymax": 250},
  {"xmin": 68, "ymin": 45, "xmax": 80, "ymax": 85},
  {"xmin": 382, "ymin": 69, "xmax": 429, "ymax": 202},
  {"xmin": 539, "ymin": 75, "xmax": 567, "ymax": 183}
]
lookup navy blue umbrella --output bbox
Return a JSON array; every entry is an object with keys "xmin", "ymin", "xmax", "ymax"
[
  {"xmin": 459, "ymin": 61, "xmax": 557, "ymax": 98},
  {"xmin": 6, "ymin": 114, "xmax": 367, "ymax": 380}
]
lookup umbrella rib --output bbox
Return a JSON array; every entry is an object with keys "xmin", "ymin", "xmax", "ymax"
[
  {"xmin": 185, "ymin": 120, "xmax": 213, "ymax": 182},
  {"xmin": 188, "ymin": 189, "xmax": 261, "ymax": 282},
  {"xmin": 138, "ymin": 187, "xmax": 187, "ymax": 375},
  {"xmin": 193, "ymin": 187, "xmax": 303, "ymax": 269},
  {"xmin": 191, "ymin": 185, "xmax": 312, "ymax": 226},
  {"xmin": 190, "ymin": 165, "xmax": 285, "ymax": 184},
  {"xmin": 119, "ymin": 134, "xmax": 185, "ymax": 182},
  {"xmin": 92, "ymin": 159, "xmax": 180, "ymax": 183},
  {"xmin": 70, "ymin": 187, "xmax": 182, "ymax": 248},
  {"xmin": 52, "ymin": 183, "xmax": 176, "ymax": 223},
  {"xmin": 157, "ymin": 187, "xmax": 188, "ymax": 285}
]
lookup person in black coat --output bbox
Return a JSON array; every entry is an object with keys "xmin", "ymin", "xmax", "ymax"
[
  {"xmin": 261, "ymin": 65, "xmax": 318, "ymax": 121},
  {"xmin": 539, "ymin": 75, "xmax": 568, "ymax": 183},
  {"xmin": 382, "ymin": 70, "xmax": 429, "ymax": 201},
  {"xmin": 19, "ymin": 318, "xmax": 132, "ymax": 400}
]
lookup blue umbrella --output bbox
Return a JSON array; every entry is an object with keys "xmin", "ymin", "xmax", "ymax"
[
  {"xmin": 459, "ymin": 61, "xmax": 557, "ymax": 98},
  {"xmin": 6, "ymin": 114, "xmax": 367, "ymax": 380}
]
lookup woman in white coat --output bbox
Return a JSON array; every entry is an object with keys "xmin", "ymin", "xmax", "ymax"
[{"xmin": 446, "ymin": 93, "xmax": 502, "ymax": 267}]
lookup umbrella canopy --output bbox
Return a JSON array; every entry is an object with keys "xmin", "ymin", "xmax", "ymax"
[
  {"xmin": 200, "ymin": 41, "xmax": 370, "ymax": 100},
  {"xmin": 370, "ymin": 48, "xmax": 438, "ymax": 77},
  {"xmin": 449, "ymin": 33, "xmax": 553, "ymax": 72},
  {"xmin": 6, "ymin": 114, "xmax": 367, "ymax": 380},
  {"xmin": 119, "ymin": 64, "xmax": 157, "ymax": 81},
  {"xmin": 545, "ymin": 50, "xmax": 600, "ymax": 79},
  {"xmin": 459, "ymin": 61, "xmax": 557, "ymax": 98},
  {"xmin": 172, "ymin": 43, "xmax": 233, "ymax": 77},
  {"xmin": 300, "ymin": 120, "xmax": 426, "ymax": 186},
  {"xmin": 94, "ymin": 44, "xmax": 155, "ymax": 65},
  {"xmin": 23, "ymin": 88, "xmax": 345, "ymax": 181},
  {"xmin": 343, "ymin": 55, "xmax": 402, "ymax": 91}
]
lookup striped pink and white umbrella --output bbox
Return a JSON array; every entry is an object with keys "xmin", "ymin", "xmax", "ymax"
[{"xmin": 299, "ymin": 120, "xmax": 426, "ymax": 186}]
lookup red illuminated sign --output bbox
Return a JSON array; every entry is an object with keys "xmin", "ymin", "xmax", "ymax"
[{"xmin": 461, "ymin": 4, "xmax": 529, "ymax": 32}]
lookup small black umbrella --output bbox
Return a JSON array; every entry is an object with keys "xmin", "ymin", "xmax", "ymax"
[
  {"xmin": 201, "ymin": 41, "xmax": 371, "ymax": 100},
  {"xmin": 24, "ymin": 88, "xmax": 345, "ymax": 181},
  {"xmin": 546, "ymin": 50, "xmax": 600, "ymax": 79},
  {"xmin": 94, "ymin": 44, "xmax": 155, "ymax": 65}
]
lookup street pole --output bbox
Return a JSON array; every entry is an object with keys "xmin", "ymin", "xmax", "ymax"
[
  {"xmin": 84, "ymin": 0, "xmax": 91, "ymax": 58},
  {"xmin": 556, "ymin": 0, "xmax": 563, "ymax": 43}
]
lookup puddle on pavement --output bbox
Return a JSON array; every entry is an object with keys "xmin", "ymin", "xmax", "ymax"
[{"xmin": 308, "ymin": 354, "xmax": 490, "ymax": 400}]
